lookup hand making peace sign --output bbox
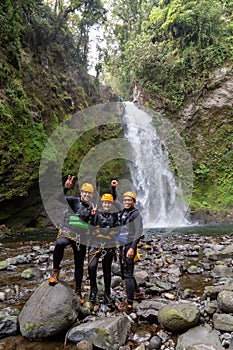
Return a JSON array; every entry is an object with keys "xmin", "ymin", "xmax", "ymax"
[{"xmin": 65, "ymin": 175, "xmax": 75, "ymax": 189}]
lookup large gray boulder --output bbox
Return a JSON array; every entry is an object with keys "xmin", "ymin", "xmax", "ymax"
[
  {"xmin": 19, "ymin": 281, "xmax": 79, "ymax": 339},
  {"xmin": 176, "ymin": 324, "xmax": 225, "ymax": 350},
  {"xmin": 66, "ymin": 315, "xmax": 131, "ymax": 350}
]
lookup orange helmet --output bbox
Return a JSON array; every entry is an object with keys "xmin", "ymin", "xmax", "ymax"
[
  {"xmin": 123, "ymin": 191, "xmax": 136, "ymax": 202},
  {"xmin": 101, "ymin": 193, "xmax": 113, "ymax": 202},
  {"xmin": 80, "ymin": 183, "xmax": 94, "ymax": 193}
]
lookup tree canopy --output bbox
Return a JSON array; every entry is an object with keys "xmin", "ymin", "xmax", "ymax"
[{"xmin": 103, "ymin": 0, "xmax": 233, "ymax": 105}]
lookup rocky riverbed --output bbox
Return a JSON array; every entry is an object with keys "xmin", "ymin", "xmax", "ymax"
[{"xmin": 1, "ymin": 225, "xmax": 233, "ymax": 349}]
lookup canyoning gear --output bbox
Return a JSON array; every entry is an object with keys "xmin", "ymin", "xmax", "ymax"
[
  {"xmin": 116, "ymin": 227, "xmax": 128, "ymax": 244},
  {"xmin": 134, "ymin": 248, "xmax": 140, "ymax": 263},
  {"xmin": 101, "ymin": 193, "xmax": 114, "ymax": 202},
  {"xmin": 116, "ymin": 207, "xmax": 142, "ymax": 248},
  {"xmin": 111, "ymin": 182, "xmax": 143, "ymax": 307},
  {"xmin": 74, "ymin": 289, "xmax": 85, "ymax": 304},
  {"xmin": 134, "ymin": 290, "xmax": 145, "ymax": 301},
  {"xmin": 91, "ymin": 226, "xmax": 116, "ymax": 245},
  {"xmin": 117, "ymin": 205, "xmax": 143, "ymax": 305},
  {"xmin": 88, "ymin": 211, "xmax": 118, "ymax": 280},
  {"xmin": 49, "ymin": 269, "xmax": 60, "ymax": 285},
  {"xmin": 52, "ymin": 182, "xmax": 93, "ymax": 294},
  {"xmin": 115, "ymin": 301, "xmax": 133, "ymax": 313},
  {"xmin": 52, "ymin": 237, "xmax": 86, "ymax": 291},
  {"xmin": 118, "ymin": 245, "xmax": 137, "ymax": 304},
  {"xmin": 56, "ymin": 201, "xmax": 92, "ymax": 242},
  {"xmin": 88, "ymin": 207, "xmax": 119, "ymax": 306},
  {"xmin": 87, "ymin": 247, "xmax": 103, "ymax": 268},
  {"xmin": 89, "ymin": 287, "xmax": 98, "ymax": 303},
  {"xmin": 56, "ymin": 228, "xmax": 79, "ymax": 242},
  {"xmin": 90, "ymin": 210, "xmax": 119, "ymax": 248},
  {"xmin": 91, "ymin": 211, "xmax": 118, "ymax": 229},
  {"xmin": 69, "ymin": 214, "xmax": 89, "ymax": 230},
  {"xmin": 81, "ymin": 183, "xmax": 94, "ymax": 193},
  {"xmin": 66, "ymin": 202, "xmax": 92, "ymax": 225},
  {"xmin": 87, "ymin": 246, "xmax": 115, "ymax": 303},
  {"xmin": 104, "ymin": 294, "xmax": 113, "ymax": 307},
  {"xmin": 123, "ymin": 191, "xmax": 136, "ymax": 202}
]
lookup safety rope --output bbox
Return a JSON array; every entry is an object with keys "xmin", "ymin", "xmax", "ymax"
[
  {"xmin": 86, "ymin": 242, "xmax": 108, "ymax": 269},
  {"xmin": 86, "ymin": 247, "xmax": 102, "ymax": 269},
  {"xmin": 56, "ymin": 229, "xmax": 81, "ymax": 250}
]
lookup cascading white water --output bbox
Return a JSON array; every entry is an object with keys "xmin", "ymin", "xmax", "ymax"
[{"xmin": 123, "ymin": 102, "xmax": 191, "ymax": 229}]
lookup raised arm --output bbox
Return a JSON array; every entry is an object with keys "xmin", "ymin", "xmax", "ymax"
[
  {"xmin": 111, "ymin": 179, "xmax": 123, "ymax": 210},
  {"xmin": 57, "ymin": 175, "xmax": 76, "ymax": 204}
]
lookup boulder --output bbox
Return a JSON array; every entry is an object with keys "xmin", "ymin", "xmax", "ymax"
[
  {"xmin": 66, "ymin": 315, "xmax": 130, "ymax": 350},
  {"xmin": 213, "ymin": 313, "xmax": 233, "ymax": 332},
  {"xmin": 0, "ymin": 307, "xmax": 19, "ymax": 339},
  {"xmin": 158, "ymin": 302, "xmax": 200, "ymax": 332},
  {"xmin": 19, "ymin": 281, "xmax": 79, "ymax": 339},
  {"xmin": 136, "ymin": 299, "xmax": 168, "ymax": 322},
  {"xmin": 176, "ymin": 324, "xmax": 224, "ymax": 350},
  {"xmin": 217, "ymin": 290, "xmax": 233, "ymax": 313}
]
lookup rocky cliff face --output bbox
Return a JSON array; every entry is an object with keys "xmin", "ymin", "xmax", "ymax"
[
  {"xmin": 178, "ymin": 65, "xmax": 233, "ymax": 223},
  {"xmin": 178, "ymin": 65, "xmax": 233, "ymax": 153},
  {"xmin": 0, "ymin": 47, "xmax": 119, "ymax": 231},
  {"xmin": 144, "ymin": 65, "xmax": 233, "ymax": 223}
]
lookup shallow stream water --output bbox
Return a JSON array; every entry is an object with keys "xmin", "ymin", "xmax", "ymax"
[{"xmin": 1, "ymin": 223, "xmax": 233, "ymax": 349}]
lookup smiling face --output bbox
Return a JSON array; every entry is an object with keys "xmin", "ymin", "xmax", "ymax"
[
  {"xmin": 80, "ymin": 190, "xmax": 93, "ymax": 203},
  {"xmin": 123, "ymin": 196, "xmax": 135, "ymax": 209},
  {"xmin": 102, "ymin": 200, "xmax": 113, "ymax": 213}
]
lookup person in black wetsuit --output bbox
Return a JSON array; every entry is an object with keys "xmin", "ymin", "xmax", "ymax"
[
  {"xmin": 88, "ymin": 192, "xmax": 119, "ymax": 306},
  {"xmin": 48, "ymin": 175, "xmax": 94, "ymax": 301},
  {"xmin": 113, "ymin": 183, "xmax": 143, "ymax": 313}
]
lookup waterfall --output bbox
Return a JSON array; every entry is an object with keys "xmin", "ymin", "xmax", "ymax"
[{"xmin": 122, "ymin": 102, "xmax": 192, "ymax": 230}]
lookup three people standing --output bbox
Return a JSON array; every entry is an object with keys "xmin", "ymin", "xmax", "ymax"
[{"xmin": 49, "ymin": 175, "xmax": 143, "ymax": 312}]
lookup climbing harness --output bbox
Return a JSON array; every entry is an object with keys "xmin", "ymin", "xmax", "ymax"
[
  {"xmin": 75, "ymin": 232, "xmax": 81, "ymax": 251},
  {"xmin": 134, "ymin": 248, "xmax": 140, "ymax": 263},
  {"xmin": 86, "ymin": 242, "xmax": 115, "ymax": 269}
]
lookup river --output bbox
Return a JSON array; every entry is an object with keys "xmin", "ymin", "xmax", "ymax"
[{"xmin": 1, "ymin": 223, "xmax": 233, "ymax": 349}]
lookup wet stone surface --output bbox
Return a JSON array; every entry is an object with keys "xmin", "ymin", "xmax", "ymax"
[{"xmin": 1, "ymin": 225, "xmax": 233, "ymax": 349}]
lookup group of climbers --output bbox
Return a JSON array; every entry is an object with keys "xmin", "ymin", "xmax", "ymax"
[{"xmin": 48, "ymin": 175, "xmax": 143, "ymax": 313}]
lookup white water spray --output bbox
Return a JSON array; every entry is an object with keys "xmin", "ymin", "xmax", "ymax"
[{"xmin": 123, "ymin": 102, "xmax": 191, "ymax": 230}]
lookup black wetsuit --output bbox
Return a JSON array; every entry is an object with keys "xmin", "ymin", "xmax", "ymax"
[
  {"xmin": 115, "ymin": 198, "xmax": 143, "ymax": 305},
  {"xmin": 88, "ymin": 210, "xmax": 119, "ymax": 300},
  {"xmin": 53, "ymin": 188, "xmax": 92, "ymax": 291}
]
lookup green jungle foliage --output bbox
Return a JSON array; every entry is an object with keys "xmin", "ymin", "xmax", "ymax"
[
  {"xmin": 0, "ymin": 0, "xmax": 118, "ymax": 203},
  {"xmin": 0, "ymin": 0, "xmax": 232, "ymax": 222},
  {"xmin": 104, "ymin": 0, "xmax": 233, "ymax": 104}
]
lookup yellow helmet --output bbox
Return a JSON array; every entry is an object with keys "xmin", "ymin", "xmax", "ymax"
[
  {"xmin": 123, "ymin": 191, "xmax": 136, "ymax": 202},
  {"xmin": 80, "ymin": 183, "xmax": 94, "ymax": 193},
  {"xmin": 101, "ymin": 193, "xmax": 113, "ymax": 202}
]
